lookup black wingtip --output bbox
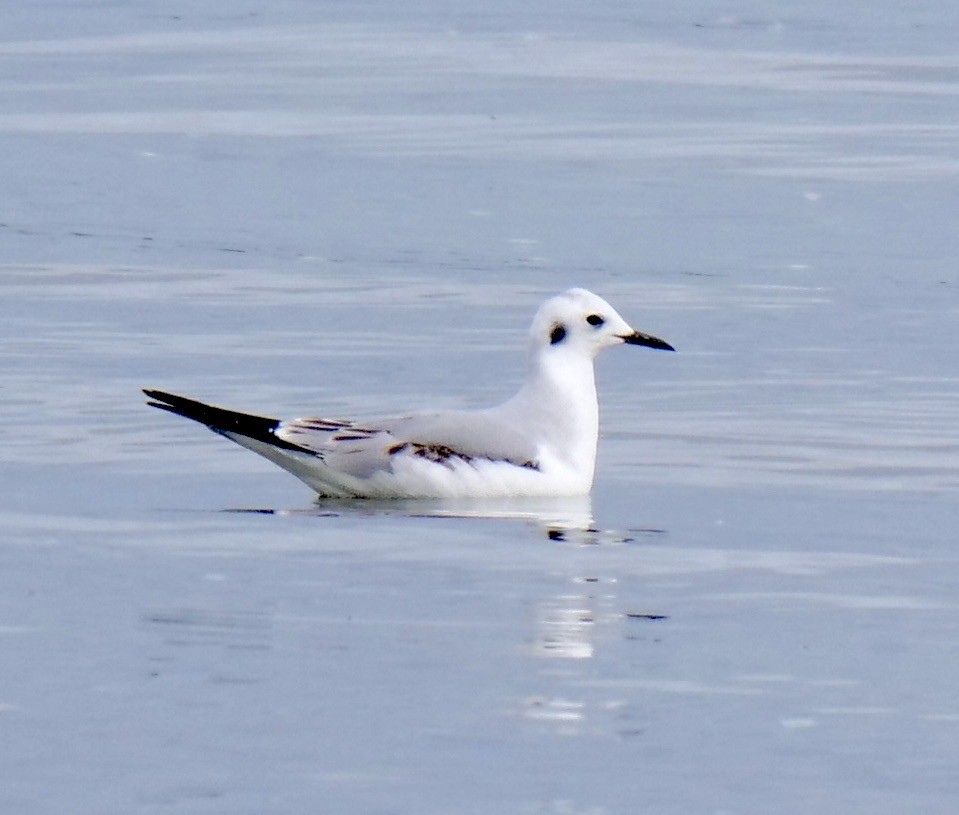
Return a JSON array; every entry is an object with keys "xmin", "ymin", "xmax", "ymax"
[{"xmin": 143, "ymin": 388, "xmax": 314, "ymax": 454}]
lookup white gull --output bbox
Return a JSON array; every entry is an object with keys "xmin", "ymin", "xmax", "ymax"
[{"xmin": 144, "ymin": 288, "xmax": 674, "ymax": 498}]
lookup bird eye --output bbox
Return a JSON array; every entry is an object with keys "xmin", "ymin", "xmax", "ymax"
[
  {"xmin": 549, "ymin": 324, "xmax": 567, "ymax": 345},
  {"xmin": 586, "ymin": 314, "xmax": 605, "ymax": 327}
]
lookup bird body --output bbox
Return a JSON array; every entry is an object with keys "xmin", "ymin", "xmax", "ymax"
[{"xmin": 145, "ymin": 288, "xmax": 673, "ymax": 498}]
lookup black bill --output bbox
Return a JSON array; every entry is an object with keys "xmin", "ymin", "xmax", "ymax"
[{"xmin": 621, "ymin": 331, "xmax": 675, "ymax": 352}]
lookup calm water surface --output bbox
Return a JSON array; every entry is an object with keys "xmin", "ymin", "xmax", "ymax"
[{"xmin": 1, "ymin": 3, "xmax": 958, "ymax": 814}]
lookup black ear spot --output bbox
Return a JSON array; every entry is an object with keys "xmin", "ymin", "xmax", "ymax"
[
  {"xmin": 549, "ymin": 323, "xmax": 567, "ymax": 345},
  {"xmin": 586, "ymin": 313, "xmax": 605, "ymax": 327}
]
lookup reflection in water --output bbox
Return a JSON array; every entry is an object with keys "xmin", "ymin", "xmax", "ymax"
[
  {"xmin": 526, "ymin": 571, "xmax": 630, "ymax": 731},
  {"xmin": 229, "ymin": 496, "xmax": 667, "ymax": 548},
  {"xmin": 406, "ymin": 495, "xmax": 595, "ymax": 535},
  {"xmin": 229, "ymin": 493, "xmax": 596, "ymax": 537},
  {"xmin": 524, "ymin": 697, "xmax": 586, "ymax": 725},
  {"xmin": 223, "ymin": 496, "xmax": 678, "ymax": 736},
  {"xmin": 534, "ymin": 592, "xmax": 597, "ymax": 660}
]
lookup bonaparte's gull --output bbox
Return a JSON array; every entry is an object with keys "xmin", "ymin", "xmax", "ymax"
[{"xmin": 144, "ymin": 288, "xmax": 674, "ymax": 498}]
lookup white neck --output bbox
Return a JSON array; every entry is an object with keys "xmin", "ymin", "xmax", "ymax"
[{"xmin": 506, "ymin": 345, "xmax": 599, "ymax": 479}]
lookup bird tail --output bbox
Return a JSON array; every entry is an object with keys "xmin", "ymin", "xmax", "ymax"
[
  {"xmin": 143, "ymin": 389, "xmax": 372, "ymax": 497},
  {"xmin": 143, "ymin": 389, "xmax": 314, "ymax": 454}
]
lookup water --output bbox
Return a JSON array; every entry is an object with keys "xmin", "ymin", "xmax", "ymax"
[{"xmin": 2, "ymin": 4, "xmax": 958, "ymax": 813}]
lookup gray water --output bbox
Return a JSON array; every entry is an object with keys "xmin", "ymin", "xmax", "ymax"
[{"xmin": 2, "ymin": 3, "xmax": 958, "ymax": 813}]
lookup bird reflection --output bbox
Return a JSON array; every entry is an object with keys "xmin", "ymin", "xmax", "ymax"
[
  {"xmin": 534, "ymin": 592, "xmax": 596, "ymax": 659},
  {"xmin": 221, "ymin": 494, "xmax": 668, "ymax": 736},
  {"xmin": 226, "ymin": 493, "xmax": 596, "ymax": 537}
]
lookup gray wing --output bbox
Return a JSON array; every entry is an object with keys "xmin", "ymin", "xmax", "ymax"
[{"xmin": 276, "ymin": 409, "xmax": 540, "ymax": 479}]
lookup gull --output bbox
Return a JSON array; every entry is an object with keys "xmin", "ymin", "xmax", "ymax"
[{"xmin": 144, "ymin": 288, "xmax": 674, "ymax": 498}]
